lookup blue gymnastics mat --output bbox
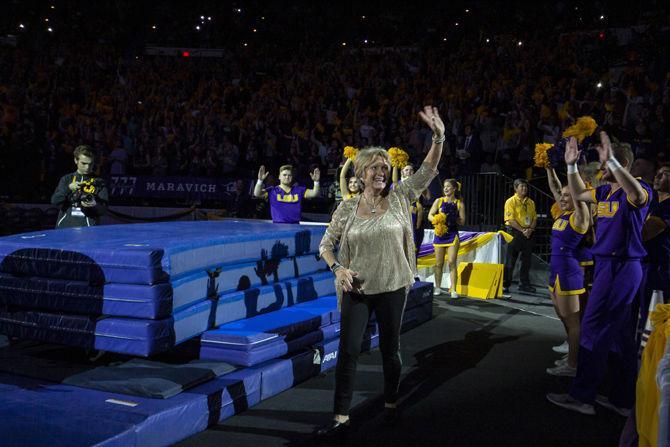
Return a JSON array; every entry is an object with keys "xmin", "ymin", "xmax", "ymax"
[
  {"xmin": 0, "ymin": 366, "xmax": 262, "ymax": 447},
  {"xmin": 0, "ymin": 271, "xmax": 335, "ymax": 356},
  {"xmin": 0, "ymin": 299, "xmax": 213, "ymax": 356},
  {"xmin": 0, "ymin": 220, "xmax": 325, "ymax": 284},
  {"xmin": 0, "ymin": 254, "xmax": 326, "ymax": 319}
]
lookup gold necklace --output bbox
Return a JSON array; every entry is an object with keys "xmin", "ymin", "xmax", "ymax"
[{"xmin": 362, "ymin": 193, "xmax": 382, "ymax": 214}]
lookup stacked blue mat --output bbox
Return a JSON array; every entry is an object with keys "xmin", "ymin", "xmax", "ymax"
[
  {"xmin": 0, "ymin": 281, "xmax": 433, "ymax": 447},
  {"xmin": 0, "ymin": 221, "xmax": 331, "ymax": 356}
]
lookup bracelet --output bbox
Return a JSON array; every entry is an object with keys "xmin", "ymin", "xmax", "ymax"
[
  {"xmin": 329, "ymin": 262, "xmax": 343, "ymax": 273},
  {"xmin": 432, "ymin": 134, "xmax": 446, "ymax": 144},
  {"xmin": 567, "ymin": 163, "xmax": 578, "ymax": 174},
  {"xmin": 606, "ymin": 156, "xmax": 622, "ymax": 172},
  {"xmin": 313, "ymin": 181, "xmax": 320, "ymax": 185},
  {"xmin": 256, "ymin": 179, "xmax": 264, "ymax": 185}
]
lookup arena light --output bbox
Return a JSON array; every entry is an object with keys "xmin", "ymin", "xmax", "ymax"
[
  {"xmin": 50, "ymin": 5, "xmax": 55, "ymax": 9},
  {"xmin": 243, "ymin": 42, "xmax": 248, "ymax": 47},
  {"xmin": 443, "ymin": 37, "xmax": 447, "ymax": 41},
  {"xmin": 200, "ymin": 15, "xmax": 204, "ymax": 20},
  {"xmin": 455, "ymin": 22, "xmax": 459, "ymax": 26},
  {"xmin": 152, "ymin": 25, "xmax": 156, "ymax": 29},
  {"xmin": 47, "ymin": 27, "xmax": 53, "ymax": 32},
  {"xmin": 18, "ymin": 24, "xmax": 25, "ymax": 29},
  {"xmin": 182, "ymin": 51, "xmax": 190, "ymax": 57},
  {"xmin": 596, "ymin": 82, "xmax": 603, "ymax": 89},
  {"xmin": 599, "ymin": 15, "xmax": 605, "ymax": 20},
  {"xmin": 465, "ymin": 8, "xmax": 470, "ymax": 13},
  {"xmin": 598, "ymin": 31, "xmax": 605, "ymax": 40},
  {"xmin": 207, "ymin": 16, "xmax": 211, "ymax": 21},
  {"xmin": 252, "ymin": 28, "xmax": 257, "ymax": 32},
  {"xmin": 363, "ymin": 39, "xmax": 368, "ymax": 44},
  {"xmin": 195, "ymin": 25, "xmax": 200, "ymax": 30},
  {"xmin": 485, "ymin": 38, "xmax": 490, "ymax": 43},
  {"xmin": 517, "ymin": 40, "xmax": 523, "ymax": 46},
  {"xmin": 341, "ymin": 42, "xmax": 346, "ymax": 46},
  {"xmin": 44, "ymin": 18, "xmax": 49, "ymax": 22}
]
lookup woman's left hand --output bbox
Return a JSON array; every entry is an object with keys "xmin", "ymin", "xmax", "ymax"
[{"xmin": 419, "ymin": 106, "xmax": 445, "ymax": 138}]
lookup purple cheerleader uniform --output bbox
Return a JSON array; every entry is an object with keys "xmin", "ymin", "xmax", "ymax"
[
  {"xmin": 433, "ymin": 197, "xmax": 461, "ymax": 247},
  {"xmin": 549, "ymin": 211, "xmax": 587, "ymax": 295}
]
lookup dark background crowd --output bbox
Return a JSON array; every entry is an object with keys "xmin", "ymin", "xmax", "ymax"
[{"xmin": 1, "ymin": 0, "xmax": 669, "ymax": 213}]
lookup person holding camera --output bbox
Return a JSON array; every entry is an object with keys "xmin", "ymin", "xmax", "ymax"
[{"xmin": 51, "ymin": 145, "xmax": 108, "ymax": 228}]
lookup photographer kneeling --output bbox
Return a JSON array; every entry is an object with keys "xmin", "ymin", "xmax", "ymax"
[{"xmin": 51, "ymin": 145, "xmax": 108, "ymax": 228}]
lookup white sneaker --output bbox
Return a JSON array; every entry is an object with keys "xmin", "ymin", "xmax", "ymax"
[
  {"xmin": 552, "ymin": 340, "xmax": 569, "ymax": 354},
  {"xmin": 450, "ymin": 291, "xmax": 459, "ymax": 299},
  {"xmin": 595, "ymin": 395, "xmax": 631, "ymax": 417},
  {"xmin": 433, "ymin": 287, "xmax": 442, "ymax": 296},
  {"xmin": 546, "ymin": 364, "xmax": 577, "ymax": 377},
  {"xmin": 554, "ymin": 355, "xmax": 569, "ymax": 366},
  {"xmin": 546, "ymin": 393, "xmax": 595, "ymax": 415}
]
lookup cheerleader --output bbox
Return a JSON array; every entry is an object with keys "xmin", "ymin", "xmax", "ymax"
[
  {"xmin": 339, "ymin": 158, "xmax": 361, "ymax": 200},
  {"xmin": 428, "ymin": 179, "xmax": 466, "ymax": 297},
  {"xmin": 545, "ymin": 165, "xmax": 590, "ymax": 377}
]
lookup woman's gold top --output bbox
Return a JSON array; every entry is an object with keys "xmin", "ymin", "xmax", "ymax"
[{"xmin": 320, "ymin": 163, "xmax": 437, "ymax": 304}]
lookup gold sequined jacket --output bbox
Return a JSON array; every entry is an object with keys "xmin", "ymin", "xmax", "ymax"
[{"xmin": 319, "ymin": 163, "xmax": 438, "ymax": 305}]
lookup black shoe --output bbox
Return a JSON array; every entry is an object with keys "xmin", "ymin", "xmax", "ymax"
[
  {"xmin": 382, "ymin": 407, "xmax": 399, "ymax": 425},
  {"xmin": 502, "ymin": 286, "xmax": 510, "ymax": 294},
  {"xmin": 316, "ymin": 419, "xmax": 350, "ymax": 437},
  {"xmin": 519, "ymin": 284, "xmax": 536, "ymax": 293}
]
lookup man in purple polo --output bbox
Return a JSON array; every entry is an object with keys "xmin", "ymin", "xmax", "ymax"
[
  {"xmin": 253, "ymin": 164, "xmax": 321, "ymax": 223},
  {"xmin": 547, "ymin": 133, "xmax": 652, "ymax": 416}
]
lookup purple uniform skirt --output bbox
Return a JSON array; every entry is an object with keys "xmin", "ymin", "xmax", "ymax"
[
  {"xmin": 549, "ymin": 255, "xmax": 586, "ymax": 296},
  {"xmin": 433, "ymin": 231, "xmax": 459, "ymax": 247}
]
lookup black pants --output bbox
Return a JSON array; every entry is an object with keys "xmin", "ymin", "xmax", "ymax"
[
  {"xmin": 503, "ymin": 228, "xmax": 534, "ymax": 287},
  {"xmin": 333, "ymin": 287, "xmax": 407, "ymax": 415}
]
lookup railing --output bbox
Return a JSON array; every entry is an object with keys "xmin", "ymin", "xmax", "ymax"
[{"xmin": 457, "ymin": 172, "xmax": 555, "ymax": 264}]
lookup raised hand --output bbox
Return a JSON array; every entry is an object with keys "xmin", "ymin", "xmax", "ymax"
[
  {"xmin": 418, "ymin": 106, "xmax": 445, "ymax": 138},
  {"xmin": 258, "ymin": 165, "xmax": 269, "ymax": 181},
  {"xmin": 596, "ymin": 131, "xmax": 613, "ymax": 163},
  {"xmin": 564, "ymin": 137, "xmax": 581, "ymax": 165},
  {"xmin": 310, "ymin": 167, "xmax": 321, "ymax": 182}
]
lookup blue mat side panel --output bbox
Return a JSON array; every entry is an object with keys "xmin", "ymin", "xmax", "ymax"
[
  {"xmin": 173, "ymin": 299, "xmax": 214, "ymax": 344},
  {"xmin": 0, "ymin": 274, "xmax": 173, "ymax": 319},
  {"xmin": 0, "ymin": 300, "xmax": 216, "ymax": 356},
  {"xmin": 200, "ymin": 326, "xmax": 332, "ymax": 367},
  {"xmin": 165, "ymin": 225, "xmax": 325, "ymax": 278},
  {"xmin": 170, "ymin": 254, "xmax": 326, "ymax": 312},
  {"xmin": 214, "ymin": 271, "xmax": 335, "ymax": 327},
  {"xmin": 0, "ymin": 221, "xmax": 326, "ymax": 285}
]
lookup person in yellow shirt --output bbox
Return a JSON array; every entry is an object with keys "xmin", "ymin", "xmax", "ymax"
[{"xmin": 503, "ymin": 179, "xmax": 537, "ymax": 293}]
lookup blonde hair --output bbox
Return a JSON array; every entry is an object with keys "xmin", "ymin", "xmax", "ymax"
[
  {"xmin": 353, "ymin": 147, "xmax": 392, "ymax": 180},
  {"xmin": 612, "ymin": 142, "xmax": 634, "ymax": 168},
  {"xmin": 278, "ymin": 164, "xmax": 294, "ymax": 175}
]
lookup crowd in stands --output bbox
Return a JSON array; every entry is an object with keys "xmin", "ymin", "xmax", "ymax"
[{"xmin": 0, "ymin": 1, "xmax": 669, "ymax": 207}]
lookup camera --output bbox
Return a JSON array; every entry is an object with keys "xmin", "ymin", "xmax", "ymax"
[{"xmin": 73, "ymin": 178, "xmax": 102, "ymax": 204}]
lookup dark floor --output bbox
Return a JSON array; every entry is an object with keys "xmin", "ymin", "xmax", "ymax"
[{"xmin": 176, "ymin": 290, "xmax": 627, "ymax": 447}]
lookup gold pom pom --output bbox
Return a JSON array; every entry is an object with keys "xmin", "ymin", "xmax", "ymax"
[
  {"xmin": 343, "ymin": 146, "xmax": 358, "ymax": 160},
  {"xmin": 432, "ymin": 213, "xmax": 448, "ymax": 237},
  {"xmin": 562, "ymin": 116, "xmax": 598, "ymax": 143},
  {"xmin": 388, "ymin": 147, "xmax": 409, "ymax": 168},
  {"xmin": 533, "ymin": 143, "xmax": 554, "ymax": 168}
]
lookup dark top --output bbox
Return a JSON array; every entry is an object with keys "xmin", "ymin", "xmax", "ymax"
[{"xmin": 51, "ymin": 172, "xmax": 109, "ymax": 228}]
